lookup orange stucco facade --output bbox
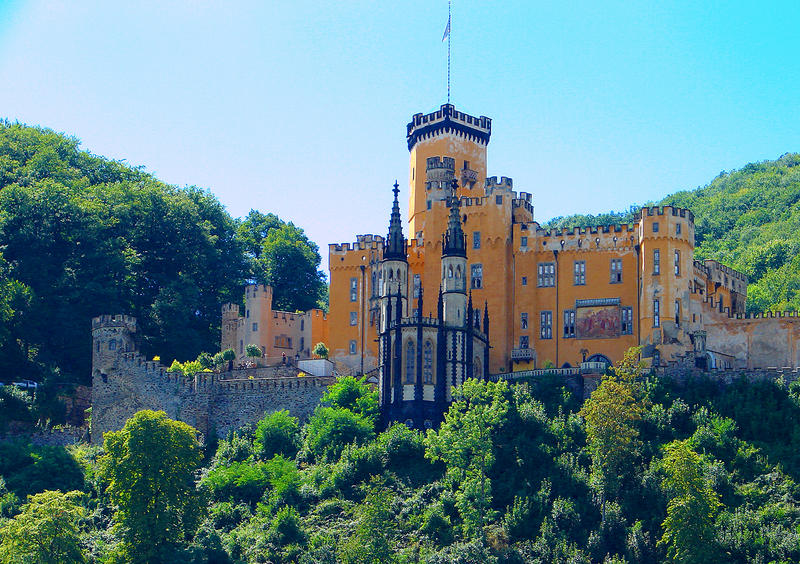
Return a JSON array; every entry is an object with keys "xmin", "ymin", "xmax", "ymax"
[{"xmin": 328, "ymin": 103, "xmax": 800, "ymax": 376}]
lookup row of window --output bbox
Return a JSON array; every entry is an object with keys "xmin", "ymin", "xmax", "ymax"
[
  {"xmin": 405, "ymin": 340, "xmax": 435, "ymax": 384},
  {"xmin": 652, "ymin": 299, "xmax": 682, "ymax": 327}
]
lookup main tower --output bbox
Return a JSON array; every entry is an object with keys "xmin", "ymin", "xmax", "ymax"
[{"xmin": 406, "ymin": 104, "xmax": 491, "ymax": 238}]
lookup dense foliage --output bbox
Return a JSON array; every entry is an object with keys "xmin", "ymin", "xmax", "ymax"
[
  {"xmin": 2, "ymin": 366, "xmax": 800, "ymax": 562},
  {"xmin": 544, "ymin": 153, "xmax": 800, "ymax": 313},
  {"xmin": 0, "ymin": 122, "xmax": 327, "ymax": 392}
]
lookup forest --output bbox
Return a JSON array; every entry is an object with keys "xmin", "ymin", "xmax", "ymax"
[
  {"xmin": 2, "ymin": 352, "xmax": 800, "ymax": 562},
  {"xmin": 0, "ymin": 121, "xmax": 327, "ymax": 394}
]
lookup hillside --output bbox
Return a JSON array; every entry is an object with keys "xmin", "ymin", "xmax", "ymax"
[
  {"xmin": 544, "ymin": 153, "xmax": 800, "ymax": 313},
  {"xmin": 0, "ymin": 122, "xmax": 326, "ymax": 397}
]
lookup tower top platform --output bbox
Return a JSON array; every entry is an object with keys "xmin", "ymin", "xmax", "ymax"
[{"xmin": 407, "ymin": 104, "xmax": 492, "ymax": 151}]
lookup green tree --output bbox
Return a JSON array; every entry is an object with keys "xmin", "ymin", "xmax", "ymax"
[
  {"xmin": 580, "ymin": 347, "xmax": 644, "ymax": 520},
  {"xmin": 657, "ymin": 440, "xmax": 722, "ymax": 563},
  {"xmin": 424, "ymin": 379, "xmax": 510, "ymax": 538},
  {"xmin": 254, "ymin": 409, "xmax": 301, "ymax": 460},
  {"xmin": 312, "ymin": 342, "xmax": 329, "ymax": 359},
  {"xmin": 303, "ymin": 407, "xmax": 375, "ymax": 462},
  {"xmin": 337, "ymin": 480, "xmax": 396, "ymax": 563},
  {"xmin": 245, "ymin": 343, "xmax": 262, "ymax": 359},
  {"xmin": 99, "ymin": 410, "xmax": 204, "ymax": 562},
  {"xmin": 322, "ymin": 375, "xmax": 379, "ymax": 424},
  {"xmin": 0, "ymin": 489, "xmax": 86, "ymax": 564}
]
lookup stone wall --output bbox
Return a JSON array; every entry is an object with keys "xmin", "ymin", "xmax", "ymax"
[{"xmin": 91, "ymin": 349, "xmax": 333, "ymax": 444}]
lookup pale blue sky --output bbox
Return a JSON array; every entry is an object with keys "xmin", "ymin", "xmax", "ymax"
[{"xmin": 1, "ymin": 1, "xmax": 798, "ymax": 274}]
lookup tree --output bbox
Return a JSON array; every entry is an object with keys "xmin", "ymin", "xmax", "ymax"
[
  {"xmin": 312, "ymin": 342, "xmax": 329, "ymax": 359},
  {"xmin": 658, "ymin": 440, "xmax": 722, "ymax": 563},
  {"xmin": 222, "ymin": 348, "xmax": 236, "ymax": 371},
  {"xmin": 303, "ymin": 407, "xmax": 375, "ymax": 462},
  {"xmin": 337, "ymin": 480, "xmax": 396, "ymax": 563},
  {"xmin": 424, "ymin": 379, "xmax": 510, "ymax": 538},
  {"xmin": 245, "ymin": 344, "xmax": 262, "ymax": 360},
  {"xmin": 579, "ymin": 347, "xmax": 644, "ymax": 520},
  {"xmin": 0, "ymin": 489, "xmax": 86, "ymax": 564},
  {"xmin": 99, "ymin": 410, "xmax": 204, "ymax": 562},
  {"xmin": 321, "ymin": 375, "xmax": 379, "ymax": 424},
  {"xmin": 254, "ymin": 410, "xmax": 301, "ymax": 460}
]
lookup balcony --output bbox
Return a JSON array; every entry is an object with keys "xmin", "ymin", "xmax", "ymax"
[
  {"xmin": 461, "ymin": 168, "xmax": 478, "ymax": 184},
  {"xmin": 511, "ymin": 348, "xmax": 534, "ymax": 361},
  {"xmin": 580, "ymin": 361, "xmax": 608, "ymax": 374}
]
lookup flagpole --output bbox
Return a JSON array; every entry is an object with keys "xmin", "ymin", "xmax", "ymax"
[{"xmin": 447, "ymin": 0, "xmax": 451, "ymax": 105}]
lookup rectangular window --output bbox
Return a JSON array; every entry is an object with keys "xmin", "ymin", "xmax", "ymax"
[
  {"xmin": 471, "ymin": 263, "xmax": 483, "ymax": 289},
  {"xmin": 653, "ymin": 222, "xmax": 659, "ymax": 233},
  {"xmin": 300, "ymin": 337, "xmax": 304, "ymax": 351},
  {"xmin": 654, "ymin": 299, "xmax": 660, "ymax": 327},
  {"xmin": 519, "ymin": 335, "xmax": 529, "ymax": 349},
  {"xmin": 653, "ymin": 249, "xmax": 660, "ymax": 275},
  {"xmin": 109, "ymin": 340, "xmax": 116, "ymax": 351},
  {"xmin": 573, "ymin": 260, "xmax": 586, "ymax": 285},
  {"xmin": 240, "ymin": 340, "xmax": 243, "ymax": 354},
  {"xmin": 427, "ymin": 200, "xmax": 431, "ymax": 210},
  {"xmin": 537, "ymin": 262, "xmax": 556, "ymax": 287},
  {"xmin": 674, "ymin": 250, "xmax": 681, "ymax": 276},
  {"xmin": 349, "ymin": 340, "xmax": 357, "ymax": 355},
  {"xmin": 621, "ymin": 307, "xmax": 633, "ymax": 334},
  {"xmin": 252, "ymin": 323, "xmax": 258, "ymax": 332},
  {"xmin": 349, "ymin": 312, "xmax": 358, "ymax": 326},
  {"xmin": 473, "ymin": 309, "xmax": 481, "ymax": 328},
  {"xmin": 350, "ymin": 277, "xmax": 358, "ymax": 302},
  {"xmin": 521, "ymin": 276, "xmax": 527, "ymax": 286},
  {"xmin": 473, "ymin": 231, "xmax": 481, "ymax": 249},
  {"xmin": 246, "ymin": 309, "xmax": 250, "ymax": 318},
  {"xmin": 496, "ymin": 195, "xmax": 503, "ymax": 204},
  {"xmin": 563, "ymin": 309, "xmax": 576, "ymax": 338},
  {"xmin": 610, "ymin": 258, "xmax": 623, "ymax": 283},
  {"xmin": 540, "ymin": 311, "xmax": 553, "ymax": 339},
  {"xmin": 521, "ymin": 312, "xmax": 528, "ymax": 329},
  {"xmin": 675, "ymin": 300, "xmax": 681, "ymax": 324},
  {"xmin": 676, "ymin": 223, "xmax": 682, "ymax": 235},
  {"xmin": 520, "ymin": 236, "xmax": 528, "ymax": 248},
  {"xmin": 413, "ymin": 273, "xmax": 421, "ymax": 298}
]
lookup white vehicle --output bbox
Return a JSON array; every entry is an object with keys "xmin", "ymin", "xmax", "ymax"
[{"xmin": 12, "ymin": 380, "xmax": 38, "ymax": 389}]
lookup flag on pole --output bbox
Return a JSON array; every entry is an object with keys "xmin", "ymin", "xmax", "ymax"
[{"xmin": 442, "ymin": 15, "xmax": 450, "ymax": 41}]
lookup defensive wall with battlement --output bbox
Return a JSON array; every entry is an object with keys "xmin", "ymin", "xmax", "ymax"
[{"xmin": 91, "ymin": 315, "xmax": 333, "ymax": 443}]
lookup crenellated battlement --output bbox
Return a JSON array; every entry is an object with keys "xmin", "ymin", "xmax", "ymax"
[
  {"xmin": 534, "ymin": 223, "xmax": 638, "ymax": 238},
  {"xmin": 485, "ymin": 176, "xmax": 513, "ymax": 191},
  {"xmin": 329, "ymin": 234, "xmax": 385, "ymax": 253},
  {"xmin": 407, "ymin": 104, "xmax": 492, "ymax": 151},
  {"xmin": 92, "ymin": 314, "xmax": 137, "ymax": 332},
  {"xmin": 426, "ymin": 156, "xmax": 455, "ymax": 171},
  {"xmin": 638, "ymin": 205, "xmax": 695, "ymax": 224}
]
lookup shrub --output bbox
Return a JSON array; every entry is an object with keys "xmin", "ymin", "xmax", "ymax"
[
  {"xmin": 303, "ymin": 407, "xmax": 375, "ymax": 462},
  {"xmin": 254, "ymin": 410, "xmax": 300, "ymax": 461},
  {"xmin": 202, "ymin": 462, "xmax": 271, "ymax": 505}
]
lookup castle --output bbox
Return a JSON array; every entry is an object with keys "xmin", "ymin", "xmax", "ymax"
[{"xmin": 328, "ymin": 103, "xmax": 800, "ymax": 378}]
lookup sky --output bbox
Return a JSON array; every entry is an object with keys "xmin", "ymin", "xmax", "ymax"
[{"xmin": 1, "ymin": 1, "xmax": 798, "ymax": 275}]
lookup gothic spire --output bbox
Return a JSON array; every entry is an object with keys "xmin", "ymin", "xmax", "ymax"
[
  {"xmin": 442, "ymin": 178, "xmax": 466, "ymax": 258},
  {"xmin": 384, "ymin": 180, "xmax": 407, "ymax": 262}
]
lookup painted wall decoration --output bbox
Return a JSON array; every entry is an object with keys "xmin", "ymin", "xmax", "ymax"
[{"xmin": 576, "ymin": 304, "xmax": 621, "ymax": 339}]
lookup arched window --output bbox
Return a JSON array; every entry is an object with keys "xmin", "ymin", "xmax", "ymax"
[
  {"xmin": 473, "ymin": 358, "xmax": 482, "ymax": 380},
  {"xmin": 424, "ymin": 341, "xmax": 434, "ymax": 383},
  {"xmin": 456, "ymin": 265, "xmax": 462, "ymax": 278},
  {"xmin": 405, "ymin": 341, "xmax": 415, "ymax": 383},
  {"xmin": 448, "ymin": 265, "xmax": 453, "ymax": 278}
]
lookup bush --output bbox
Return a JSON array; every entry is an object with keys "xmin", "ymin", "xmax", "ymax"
[
  {"xmin": 303, "ymin": 407, "xmax": 375, "ymax": 462},
  {"xmin": 322, "ymin": 376, "xmax": 379, "ymax": 424},
  {"xmin": 202, "ymin": 462, "xmax": 271, "ymax": 505},
  {"xmin": 254, "ymin": 410, "xmax": 300, "ymax": 461},
  {"xmin": 0, "ymin": 443, "xmax": 84, "ymax": 498}
]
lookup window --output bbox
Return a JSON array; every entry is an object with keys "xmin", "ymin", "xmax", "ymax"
[
  {"xmin": 520, "ymin": 236, "xmax": 528, "ymax": 248},
  {"xmin": 563, "ymin": 310, "xmax": 576, "ymax": 338},
  {"xmin": 473, "ymin": 231, "xmax": 481, "ymax": 249},
  {"xmin": 300, "ymin": 337, "xmax": 304, "ymax": 351},
  {"xmin": 621, "ymin": 307, "xmax": 633, "ymax": 334},
  {"xmin": 654, "ymin": 299, "xmax": 660, "ymax": 327},
  {"xmin": 653, "ymin": 249, "xmax": 660, "ymax": 275},
  {"xmin": 610, "ymin": 258, "xmax": 622, "ymax": 283},
  {"xmin": 350, "ymin": 277, "xmax": 358, "ymax": 301},
  {"xmin": 423, "ymin": 341, "xmax": 433, "ymax": 383},
  {"xmin": 240, "ymin": 340, "xmax": 243, "ymax": 354},
  {"xmin": 496, "ymin": 195, "xmax": 503, "ymax": 204},
  {"xmin": 412, "ymin": 273, "xmax": 421, "ymax": 298},
  {"xmin": 300, "ymin": 319, "xmax": 304, "ymax": 331},
  {"xmin": 540, "ymin": 311, "xmax": 553, "ymax": 339},
  {"xmin": 676, "ymin": 223, "xmax": 682, "ymax": 235},
  {"xmin": 246, "ymin": 309, "xmax": 250, "ymax": 318},
  {"xmin": 275, "ymin": 335, "xmax": 292, "ymax": 348},
  {"xmin": 521, "ymin": 276, "xmax": 527, "ymax": 286},
  {"xmin": 108, "ymin": 340, "xmax": 116, "ymax": 351},
  {"xmin": 473, "ymin": 309, "xmax": 481, "ymax": 328},
  {"xmin": 521, "ymin": 312, "xmax": 528, "ymax": 329},
  {"xmin": 675, "ymin": 300, "xmax": 681, "ymax": 324},
  {"xmin": 519, "ymin": 335, "xmax": 529, "ymax": 349},
  {"xmin": 471, "ymin": 263, "xmax": 483, "ymax": 289},
  {"xmin": 96, "ymin": 341, "xmax": 100, "ymax": 352},
  {"xmin": 252, "ymin": 323, "xmax": 258, "ymax": 332},
  {"xmin": 574, "ymin": 260, "xmax": 586, "ymax": 285},
  {"xmin": 653, "ymin": 222, "xmax": 659, "ymax": 233},
  {"xmin": 350, "ymin": 312, "xmax": 358, "ymax": 326},
  {"xmin": 537, "ymin": 262, "xmax": 556, "ymax": 287},
  {"xmin": 674, "ymin": 250, "xmax": 681, "ymax": 276},
  {"xmin": 349, "ymin": 340, "xmax": 357, "ymax": 355},
  {"xmin": 427, "ymin": 200, "xmax": 431, "ymax": 210},
  {"xmin": 405, "ymin": 341, "xmax": 415, "ymax": 383}
]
